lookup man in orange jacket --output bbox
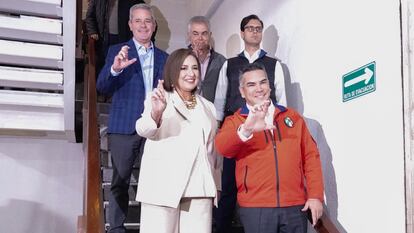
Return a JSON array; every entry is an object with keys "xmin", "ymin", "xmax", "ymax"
[{"xmin": 215, "ymin": 62, "xmax": 324, "ymax": 233}]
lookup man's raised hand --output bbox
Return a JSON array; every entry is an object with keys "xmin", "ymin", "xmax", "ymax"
[
  {"xmin": 243, "ymin": 100, "xmax": 275, "ymax": 134},
  {"xmin": 112, "ymin": 45, "xmax": 137, "ymax": 73}
]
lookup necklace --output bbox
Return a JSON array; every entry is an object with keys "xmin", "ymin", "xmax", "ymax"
[
  {"xmin": 182, "ymin": 93, "xmax": 197, "ymax": 109},
  {"xmin": 184, "ymin": 94, "xmax": 197, "ymax": 109},
  {"xmin": 176, "ymin": 89, "xmax": 197, "ymax": 109}
]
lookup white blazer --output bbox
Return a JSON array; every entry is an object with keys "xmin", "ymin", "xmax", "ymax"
[{"xmin": 135, "ymin": 91, "xmax": 221, "ymax": 208}]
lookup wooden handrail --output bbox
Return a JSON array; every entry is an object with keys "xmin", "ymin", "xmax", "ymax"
[
  {"xmin": 311, "ymin": 212, "xmax": 341, "ymax": 233},
  {"xmin": 82, "ymin": 37, "xmax": 105, "ymax": 233}
]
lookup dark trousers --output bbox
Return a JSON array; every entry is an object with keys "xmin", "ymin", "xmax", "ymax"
[
  {"xmin": 239, "ymin": 205, "xmax": 307, "ymax": 233},
  {"xmin": 108, "ymin": 133, "xmax": 146, "ymax": 233},
  {"xmin": 214, "ymin": 157, "xmax": 237, "ymax": 233}
]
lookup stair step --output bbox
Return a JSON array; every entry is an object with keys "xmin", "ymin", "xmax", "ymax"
[
  {"xmin": 100, "ymin": 150, "xmax": 111, "ymax": 167},
  {"xmin": 0, "ymin": 109, "xmax": 64, "ymax": 132},
  {"xmin": 102, "ymin": 182, "xmax": 138, "ymax": 201},
  {"xmin": 99, "ymin": 149, "xmax": 143, "ymax": 167},
  {"xmin": 103, "ymin": 200, "xmax": 140, "ymax": 207},
  {"xmin": 0, "ymin": 0, "xmax": 63, "ymax": 18},
  {"xmin": 100, "ymin": 132, "xmax": 108, "ymax": 151},
  {"xmin": 97, "ymin": 102, "xmax": 111, "ymax": 114},
  {"xmin": 0, "ymin": 14, "xmax": 62, "ymax": 44},
  {"xmin": 105, "ymin": 222, "xmax": 140, "ymax": 230},
  {"xmin": 103, "ymin": 222, "xmax": 245, "ymax": 233},
  {"xmin": 101, "ymin": 181, "xmax": 138, "ymax": 188},
  {"xmin": 0, "ymin": 39, "xmax": 63, "ymax": 69},
  {"xmin": 104, "ymin": 201, "xmax": 141, "ymax": 224},
  {"xmin": 101, "ymin": 167, "xmax": 140, "ymax": 183},
  {"xmin": 99, "ymin": 113, "xmax": 109, "ymax": 126},
  {"xmin": 102, "ymin": 182, "xmax": 138, "ymax": 187},
  {"xmin": 0, "ymin": 89, "xmax": 63, "ymax": 109},
  {"xmin": 0, "ymin": 66, "xmax": 63, "ymax": 90},
  {"xmin": 0, "ymin": 89, "xmax": 65, "ymax": 133},
  {"xmin": 99, "ymin": 125, "xmax": 108, "ymax": 137}
]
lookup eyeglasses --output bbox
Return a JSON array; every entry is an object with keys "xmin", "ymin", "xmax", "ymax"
[{"xmin": 244, "ymin": 26, "xmax": 263, "ymax": 33}]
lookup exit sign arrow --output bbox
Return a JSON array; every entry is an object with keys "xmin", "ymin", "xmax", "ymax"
[
  {"xmin": 342, "ymin": 61, "xmax": 376, "ymax": 102},
  {"xmin": 344, "ymin": 68, "xmax": 373, "ymax": 88}
]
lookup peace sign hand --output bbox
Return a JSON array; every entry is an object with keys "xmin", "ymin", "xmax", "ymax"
[
  {"xmin": 112, "ymin": 45, "xmax": 137, "ymax": 73},
  {"xmin": 150, "ymin": 80, "xmax": 167, "ymax": 125}
]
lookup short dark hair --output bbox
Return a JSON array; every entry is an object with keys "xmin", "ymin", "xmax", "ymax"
[
  {"xmin": 239, "ymin": 62, "xmax": 268, "ymax": 86},
  {"xmin": 162, "ymin": 48, "xmax": 200, "ymax": 93},
  {"xmin": 240, "ymin": 14, "xmax": 264, "ymax": 31}
]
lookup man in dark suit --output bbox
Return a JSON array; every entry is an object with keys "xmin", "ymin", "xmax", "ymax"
[
  {"xmin": 186, "ymin": 16, "xmax": 226, "ymax": 103},
  {"xmin": 96, "ymin": 3, "xmax": 168, "ymax": 233},
  {"xmin": 85, "ymin": 0, "xmax": 156, "ymax": 73}
]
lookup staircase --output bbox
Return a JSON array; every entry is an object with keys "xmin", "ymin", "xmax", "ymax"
[{"xmin": 0, "ymin": 0, "xmax": 77, "ymax": 141}]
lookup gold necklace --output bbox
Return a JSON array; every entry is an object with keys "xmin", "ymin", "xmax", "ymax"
[
  {"xmin": 176, "ymin": 90, "xmax": 197, "ymax": 109},
  {"xmin": 180, "ymin": 94, "xmax": 197, "ymax": 109},
  {"xmin": 182, "ymin": 93, "xmax": 197, "ymax": 109}
]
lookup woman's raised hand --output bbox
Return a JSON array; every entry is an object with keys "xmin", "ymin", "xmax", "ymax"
[{"xmin": 150, "ymin": 80, "xmax": 167, "ymax": 124}]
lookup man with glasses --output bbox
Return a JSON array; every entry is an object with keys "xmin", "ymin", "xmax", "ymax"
[
  {"xmin": 213, "ymin": 14, "xmax": 287, "ymax": 233},
  {"xmin": 187, "ymin": 16, "xmax": 226, "ymax": 102},
  {"xmin": 96, "ymin": 3, "xmax": 168, "ymax": 233}
]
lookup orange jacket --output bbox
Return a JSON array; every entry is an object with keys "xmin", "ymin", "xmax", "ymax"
[{"xmin": 215, "ymin": 104, "xmax": 324, "ymax": 207}]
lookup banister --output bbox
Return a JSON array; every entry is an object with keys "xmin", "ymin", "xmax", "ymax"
[
  {"xmin": 82, "ymin": 36, "xmax": 105, "ymax": 233},
  {"xmin": 312, "ymin": 212, "xmax": 341, "ymax": 233}
]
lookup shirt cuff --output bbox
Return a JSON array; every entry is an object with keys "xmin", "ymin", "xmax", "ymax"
[
  {"xmin": 110, "ymin": 66, "xmax": 123, "ymax": 76},
  {"xmin": 237, "ymin": 124, "xmax": 253, "ymax": 142}
]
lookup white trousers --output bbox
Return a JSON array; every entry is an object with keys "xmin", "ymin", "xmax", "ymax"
[{"xmin": 140, "ymin": 198, "xmax": 212, "ymax": 233}]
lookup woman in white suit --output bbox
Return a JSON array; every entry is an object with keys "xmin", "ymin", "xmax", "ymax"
[{"xmin": 135, "ymin": 48, "xmax": 221, "ymax": 233}]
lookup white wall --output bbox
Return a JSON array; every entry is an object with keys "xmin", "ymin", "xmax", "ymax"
[
  {"xmin": 150, "ymin": 0, "xmax": 220, "ymax": 53},
  {"xmin": 210, "ymin": 0, "xmax": 405, "ymax": 232},
  {"xmin": 0, "ymin": 138, "xmax": 84, "ymax": 233},
  {"xmin": 149, "ymin": 0, "xmax": 189, "ymax": 53}
]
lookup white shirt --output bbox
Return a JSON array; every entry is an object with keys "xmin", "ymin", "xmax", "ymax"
[
  {"xmin": 213, "ymin": 49, "xmax": 286, "ymax": 121},
  {"xmin": 200, "ymin": 52, "xmax": 211, "ymax": 81},
  {"xmin": 135, "ymin": 40, "xmax": 154, "ymax": 97}
]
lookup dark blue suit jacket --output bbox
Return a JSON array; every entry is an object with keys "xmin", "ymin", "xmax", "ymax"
[{"xmin": 97, "ymin": 39, "xmax": 168, "ymax": 134}]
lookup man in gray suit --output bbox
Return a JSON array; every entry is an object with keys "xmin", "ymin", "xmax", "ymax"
[{"xmin": 187, "ymin": 16, "xmax": 226, "ymax": 103}]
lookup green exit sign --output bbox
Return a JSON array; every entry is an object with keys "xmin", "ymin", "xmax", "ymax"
[{"xmin": 342, "ymin": 61, "xmax": 376, "ymax": 102}]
